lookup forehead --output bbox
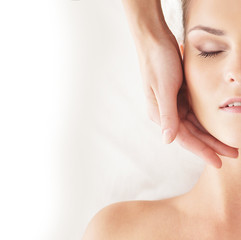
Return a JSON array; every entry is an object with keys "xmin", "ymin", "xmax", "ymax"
[{"xmin": 187, "ymin": 0, "xmax": 241, "ymax": 36}]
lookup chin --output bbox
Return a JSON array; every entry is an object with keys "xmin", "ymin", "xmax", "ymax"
[
  {"xmin": 218, "ymin": 136, "xmax": 240, "ymax": 149},
  {"xmin": 207, "ymin": 125, "xmax": 241, "ymax": 149},
  {"xmin": 219, "ymin": 136, "xmax": 241, "ymax": 149},
  {"xmin": 194, "ymin": 107, "xmax": 241, "ymax": 149}
]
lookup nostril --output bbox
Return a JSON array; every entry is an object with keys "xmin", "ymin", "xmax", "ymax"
[{"xmin": 225, "ymin": 73, "xmax": 241, "ymax": 84}]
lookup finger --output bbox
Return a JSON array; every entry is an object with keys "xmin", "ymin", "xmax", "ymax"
[
  {"xmin": 176, "ymin": 123, "xmax": 222, "ymax": 169},
  {"xmin": 146, "ymin": 99, "xmax": 161, "ymax": 125},
  {"xmin": 144, "ymin": 86, "xmax": 161, "ymax": 125},
  {"xmin": 186, "ymin": 112, "xmax": 208, "ymax": 133},
  {"xmin": 153, "ymin": 85, "xmax": 180, "ymax": 144},
  {"xmin": 183, "ymin": 119, "xmax": 239, "ymax": 158}
]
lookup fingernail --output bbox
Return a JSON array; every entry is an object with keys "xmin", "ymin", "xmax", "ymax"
[{"xmin": 162, "ymin": 129, "xmax": 173, "ymax": 144}]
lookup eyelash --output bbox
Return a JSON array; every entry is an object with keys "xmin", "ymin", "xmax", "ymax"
[{"xmin": 198, "ymin": 51, "xmax": 223, "ymax": 58}]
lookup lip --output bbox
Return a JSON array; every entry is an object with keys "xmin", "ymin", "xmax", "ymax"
[
  {"xmin": 220, "ymin": 106, "xmax": 241, "ymax": 113},
  {"xmin": 220, "ymin": 97, "xmax": 241, "ymax": 108}
]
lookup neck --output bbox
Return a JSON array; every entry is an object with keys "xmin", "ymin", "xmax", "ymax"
[{"xmin": 180, "ymin": 152, "xmax": 241, "ymax": 226}]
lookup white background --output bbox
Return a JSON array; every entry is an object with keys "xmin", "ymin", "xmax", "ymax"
[{"xmin": 0, "ymin": 0, "xmax": 204, "ymax": 239}]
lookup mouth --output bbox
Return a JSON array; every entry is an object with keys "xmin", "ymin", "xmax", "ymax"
[
  {"xmin": 220, "ymin": 106, "xmax": 241, "ymax": 113},
  {"xmin": 220, "ymin": 97, "xmax": 241, "ymax": 113}
]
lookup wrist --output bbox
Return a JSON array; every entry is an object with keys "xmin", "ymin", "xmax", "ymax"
[
  {"xmin": 133, "ymin": 20, "xmax": 172, "ymax": 46},
  {"xmin": 133, "ymin": 24, "xmax": 174, "ymax": 56},
  {"xmin": 122, "ymin": 0, "xmax": 171, "ymax": 46}
]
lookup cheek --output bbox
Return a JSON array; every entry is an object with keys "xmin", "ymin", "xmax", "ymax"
[
  {"xmin": 184, "ymin": 57, "xmax": 241, "ymax": 148},
  {"xmin": 184, "ymin": 60, "xmax": 215, "ymax": 113},
  {"xmin": 183, "ymin": 58, "xmax": 220, "ymax": 132}
]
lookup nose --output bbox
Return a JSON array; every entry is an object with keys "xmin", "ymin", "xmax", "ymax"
[
  {"xmin": 226, "ymin": 72, "xmax": 241, "ymax": 84},
  {"xmin": 225, "ymin": 54, "xmax": 241, "ymax": 85}
]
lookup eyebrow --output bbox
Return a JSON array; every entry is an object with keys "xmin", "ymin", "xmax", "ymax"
[{"xmin": 188, "ymin": 25, "xmax": 227, "ymax": 36}]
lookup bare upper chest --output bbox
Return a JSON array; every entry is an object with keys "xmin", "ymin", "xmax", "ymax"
[{"xmin": 124, "ymin": 200, "xmax": 239, "ymax": 240}]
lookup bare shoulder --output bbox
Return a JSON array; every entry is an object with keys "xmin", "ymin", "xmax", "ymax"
[
  {"xmin": 82, "ymin": 201, "xmax": 151, "ymax": 240},
  {"xmin": 82, "ymin": 198, "xmax": 182, "ymax": 240}
]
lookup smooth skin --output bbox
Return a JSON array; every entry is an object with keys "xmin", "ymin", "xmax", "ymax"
[
  {"xmin": 121, "ymin": 0, "xmax": 238, "ymax": 168},
  {"xmin": 83, "ymin": 0, "xmax": 241, "ymax": 238},
  {"xmin": 83, "ymin": 0, "xmax": 241, "ymax": 239}
]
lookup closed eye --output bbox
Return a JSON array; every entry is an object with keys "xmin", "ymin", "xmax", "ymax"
[{"xmin": 198, "ymin": 51, "xmax": 223, "ymax": 58}]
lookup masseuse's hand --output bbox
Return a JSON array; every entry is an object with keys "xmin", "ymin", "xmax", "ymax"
[
  {"xmin": 138, "ymin": 31, "xmax": 239, "ymax": 169},
  {"xmin": 121, "ymin": 0, "xmax": 238, "ymax": 168}
]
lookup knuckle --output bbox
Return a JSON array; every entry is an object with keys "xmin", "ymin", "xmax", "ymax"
[
  {"xmin": 159, "ymin": 114, "xmax": 172, "ymax": 125},
  {"xmin": 146, "ymin": 105, "xmax": 161, "ymax": 125},
  {"xmin": 200, "ymin": 145, "xmax": 209, "ymax": 154},
  {"xmin": 176, "ymin": 134, "xmax": 188, "ymax": 148},
  {"xmin": 148, "ymin": 113, "xmax": 160, "ymax": 125}
]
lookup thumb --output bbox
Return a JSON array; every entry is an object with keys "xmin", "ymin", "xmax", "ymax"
[{"xmin": 154, "ymin": 86, "xmax": 180, "ymax": 144}]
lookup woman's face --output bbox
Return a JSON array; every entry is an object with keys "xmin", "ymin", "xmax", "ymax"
[{"xmin": 181, "ymin": 0, "xmax": 241, "ymax": 148}]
